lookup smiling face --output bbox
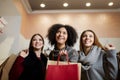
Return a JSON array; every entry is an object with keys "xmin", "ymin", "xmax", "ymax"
[
  {"xmin": 32, "ymin": 35, "xmax": 44, "ymax": 50},
  {"xmin": 82, "ymin": 31, "xmax": 94, "ymax": 48},
  {"xmin": 55, "ymin": 27, "xmax": 68, "ymax": 45}
]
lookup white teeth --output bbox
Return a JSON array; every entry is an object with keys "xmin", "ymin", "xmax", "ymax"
[
  {"xmin": 58, "ymin": 37, "xmax": 64, "ymax": 40},
  {"xmin": 85, "ymin": 41, "xmax": 90, "ymax": 44}
]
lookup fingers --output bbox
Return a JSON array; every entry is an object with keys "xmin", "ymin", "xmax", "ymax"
[
  {"xmin": 23, "ymin": 49, "xmax": 29, "ymax": 53},
  {"xmin": 19, "ymin": 49, "xmax": 29, "ymax": 58},
  {"xmin": 59, "ymin": 50, "xmax": 67, "ymax": 56},
  {"xmin": 104, "ymin": 44, "xmax": 115, "ymax": 50}
]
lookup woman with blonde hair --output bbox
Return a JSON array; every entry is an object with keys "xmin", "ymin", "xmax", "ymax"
[{"xmin": 78, "ymin": 29, "xmax": 118, "ymax": 80}]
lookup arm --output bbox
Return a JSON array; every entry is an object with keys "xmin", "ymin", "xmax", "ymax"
[
  {"xmin": 104, "ymin": 44, "xmax": 118, "ymax": 80},
  {"xmin": 9, "ymin": 50, "xmax": 29, "ymax": 80},
  {"xmin": 9, "ymin": 56, "xmax": 24, "ymax": 80},
  {"xmin": 68, "ymin": 49, "xmax": 79, "ymax": 62},
  {"xmin": 58, "ymin": 49, "xmax": 78, "ymax": 62}
]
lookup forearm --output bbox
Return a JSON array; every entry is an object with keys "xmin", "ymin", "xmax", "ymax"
[
  {"xmin": 105, "ymin": 50, "xmax": 118, "ymax": 79},
  {"xmin": 9, "ymin": 56, "xmax": 24, "ymax": 80}
]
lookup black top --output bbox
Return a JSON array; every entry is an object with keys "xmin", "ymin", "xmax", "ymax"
[{"xmin": 19, "ymin": 51, "xmax": 48, "ymax": 80}]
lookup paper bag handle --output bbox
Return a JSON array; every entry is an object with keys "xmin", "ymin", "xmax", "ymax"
[{"xmin": 57, "ymin": 53, "xmax": 69, "ymax": 65}]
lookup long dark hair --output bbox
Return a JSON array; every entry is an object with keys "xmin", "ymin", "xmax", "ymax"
[{"xmin": 20, "ymin": 33, "xmax": 46, "ymax": 80}]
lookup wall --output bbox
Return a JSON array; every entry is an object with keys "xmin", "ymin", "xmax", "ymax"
[
  {"xmin": 0, "ymin": 0, "xmax": 21, "ymax": 63},
  {"xmin": 0, "ymin": 16, "xmax": 21, "ymax": 63},
  {"xmin": 21, "ymin": 12, "xmax": 120, "ymax": 38},
  {"xmin": 14, "ymin": 0, "xmax": 120, "ymax": 52},
  {"xmin": 20, "ymin": 12, "xmax": 120, "ymax": 51}
]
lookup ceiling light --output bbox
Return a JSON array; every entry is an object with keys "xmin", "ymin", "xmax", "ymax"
[
  {"xmin": 40, "ymin": 3, "xmax": 46, "ymax": 8},
  {"xmin": 86, "ymin": 2, "xmax": 91, "ymax": 7},
  {"xmin": 63, "ymin": 3, "xmax": 69, "ymax": 7},
  {"xmin": 108, "ymin": 2, "xmax": 114, "ymax": 6}
]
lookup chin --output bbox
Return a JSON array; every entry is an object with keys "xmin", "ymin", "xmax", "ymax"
[
  {"xmin": 34, "ymin": 47, "xmax": 42, "ymax": 50},
  {"xmin": 57, "ymin": 41, "xmax": 65, "ymax": 44},
  {"xmin": 84, "ymin": 44, "xmax": 92, "ymax": 47}
]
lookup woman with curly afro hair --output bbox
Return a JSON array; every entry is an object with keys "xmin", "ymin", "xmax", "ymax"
[{"xmin": 47, "ymin": 24, "xmax": 78, "ymax": 62}]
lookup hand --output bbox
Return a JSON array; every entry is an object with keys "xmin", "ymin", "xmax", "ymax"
[
  {"xmin": 59, "ymin": 50, "xmax": 67, "ymax": 56},
  {"xmin": 104, "ymin": 44, "xmax": 115, "ymax": 50},
  {"xmin": 19, "ymin": 49, "xmax": 29, "ymax": 58}
]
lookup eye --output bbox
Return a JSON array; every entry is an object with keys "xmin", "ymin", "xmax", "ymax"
[
  {"xmin": 32, "ymin": 38, "xmax": 36, "ymax": 41},
  {"xmin": 63, "ymin": 31, "xmax": 67, "ymax": 35},
  {"xmin": 82, "ymin": 34, "xmax": 87, "ymax": 37},
  {"xmin": 39, "ymin": 38, "xmax": 43, "ymax": 41},
  {"xmin": 89, "ymin": 35, "xmax": 93, "ymax": 38}
]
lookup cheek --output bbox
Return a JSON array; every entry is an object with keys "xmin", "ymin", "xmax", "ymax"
[
  {"xmin": 40, "ymin": 41, "xmax": 44, "ymax": 46},
  {"xmin": 56, "ymin": 33, "xmax": 59, "ymax": 37},
  {"xmin": 82, "ymin": 38, "xmax": 85, "ymax": 42},
  {"xmin": 65, "ymin": 34, "xmax": 68, "ymax": 40},
  {"xmin": 55, "ymin": 34, "xmax": 58, "ymax": 39},
  {"xmin": 91, "ymin": 38, "xmax": 94, "ymax": 43},
  {"xmin": 32, "ymin": 42, "xmax": 35, "ymax": 46}
]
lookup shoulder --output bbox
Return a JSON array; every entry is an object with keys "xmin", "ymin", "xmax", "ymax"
[
  {"xmin": 41, "ymin": 53, "xmax": 48, "ymax": 60},
  {"xmin": 67, "ymin": 46, "xmax": 77, "ymax": 52},
  {"xmin": 66, "ymin": 46, "xmax": 73, "ymax": 50},
  {"xmin": 66, "ymin": 46, "xmax": 78, "ymax": 55}
]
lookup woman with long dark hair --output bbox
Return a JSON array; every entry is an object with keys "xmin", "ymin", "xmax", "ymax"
[{"xmin": 9, "ymin": 33, "xmax": 48, "ymax": 80}]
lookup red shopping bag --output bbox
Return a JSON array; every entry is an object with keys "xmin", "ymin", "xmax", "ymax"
[{"xmin": 46, "ymin": 55, "xmax": 81, "ymax": 80}]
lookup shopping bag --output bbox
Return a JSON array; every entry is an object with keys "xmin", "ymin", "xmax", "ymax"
[
  {"xmin": 0, "ymin": 54, "xmax": 17, "ymax": 80},
  {"xmin": 46, "ymin": 55, "xmax": 81, "ymax": 80}
]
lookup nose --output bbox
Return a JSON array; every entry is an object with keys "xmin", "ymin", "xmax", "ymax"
[
  {"xmin": 59, "ymin": 32, "xmax": 63, "ymax": 36},
  {"xmin": 86, "ymin": 36, "xmax": 89, "ymax": 39},
  {"xmin": 36, "ymin": 39, "xmax": 40, "ymax": 42}
]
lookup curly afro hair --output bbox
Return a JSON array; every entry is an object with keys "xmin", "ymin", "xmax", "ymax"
[{"xmin": 47, "ymin": 24, "xmax": 78, "ymax": 47}]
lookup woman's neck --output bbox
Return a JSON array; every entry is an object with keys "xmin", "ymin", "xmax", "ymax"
[
  {"xmin": 34, "ymin": 49, "xmax": 41, "ymax": 58},
  {"xmin": 83, "ymin": 47, "xmax": 91, "ymax": 56},
  {"xmin": 57, "ymin": 44, "xmax": 66, "ymax": 50}
]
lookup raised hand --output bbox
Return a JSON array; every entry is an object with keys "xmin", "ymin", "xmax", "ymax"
[
  {"xmin": 59, "ymin": 50, "xmax": 67, "ymax": 56},
  {"xmin": 19, "ymin": 49, "xmax": 29, "ymax": 58},
  {"xmin": 104, "ymin": 44, "xmax": 115, "ymax": 50}
]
